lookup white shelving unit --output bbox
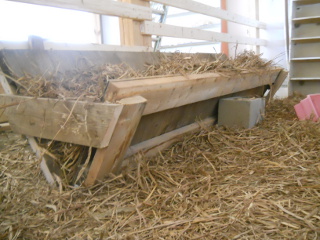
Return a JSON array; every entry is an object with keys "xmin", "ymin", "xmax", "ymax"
[{"xmin": 289, "ymin": 0, "xmax": 320, "ymax": 95}]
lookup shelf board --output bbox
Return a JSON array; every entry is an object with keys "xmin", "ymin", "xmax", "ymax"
[
  {"xmin": 293, "ymin": 16, "xmax": 320, "ymax": 24},
  {"xmin": 293, "ymin": 0, "xmax": 320, "ymax": 4},
  {"xmin": 291, "ymin": 57, "xmax": 320, "ymax": 61},
  {"xmin": 290, "ymin": 77, "xmax": 320, "ymax": 81},
  {"xmin": 291, "ymin": 36, "xmax": 320, "ymax": 43}
]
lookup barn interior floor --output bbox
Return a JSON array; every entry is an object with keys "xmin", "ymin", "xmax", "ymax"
[{"xmin": 1, "ymin": 95, "xmax": 320, "ymax": 239}]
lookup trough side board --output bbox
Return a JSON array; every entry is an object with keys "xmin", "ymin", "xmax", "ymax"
[
  {"xmin": 105, "ymin": 68, "xmax": 282, "ymax": 115},
  {"xmin": 0, "ymin": 95, "xmax": 123, "ymax": 148}
]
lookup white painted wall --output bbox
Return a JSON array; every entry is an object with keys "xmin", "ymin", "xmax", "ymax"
[
  {"xmin": 227, "ymin": 0, "xmax": 257, "ymax": 55},
  {"xmin": 259, "ymin": 0, "xmax": 288, "ymax": 71}
]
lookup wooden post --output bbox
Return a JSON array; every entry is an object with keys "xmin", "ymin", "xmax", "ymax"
[
  {"xmin": 84, "ymin": 96, "xmax": 147, "ymax": 186},
  {"xmin": 266, "ymin": 70, "xmax": 288, "ymax": 103},
  {"xmin": 28, "ymin": 35, "xmax": 45, "ymax": 50},
  {"xmin": 221, "ymin": 0, "xmax": 229, "ymax": 56},
  {"xmin": 0, "ymin": 73, "xmax": 9, "ymax": 123},
  {"xmin": 93, "ymin": 14, "xmax": 102, "ymax": 44},
  {"xmin": 119, "ymin": 0, "xmax": 152, "ymax": 47}
]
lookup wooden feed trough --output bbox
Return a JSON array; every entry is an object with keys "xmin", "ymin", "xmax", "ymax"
[{"xmin": 0, "ymin": 49, "xmax": 288, "ymax": 186}]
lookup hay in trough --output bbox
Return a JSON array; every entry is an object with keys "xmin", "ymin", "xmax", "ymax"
[
  {"xmin": 11, "ymin": 50, "xmax": 274, "ymax": 102},
  {"xmin": 1, "ymin": 95, "xmax": 320, "ymax": 239}
]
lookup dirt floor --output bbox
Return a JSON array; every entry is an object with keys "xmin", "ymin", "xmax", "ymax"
[{"xmin": 1, "ymin": 95, "xmax": 320, "ymax": 239}]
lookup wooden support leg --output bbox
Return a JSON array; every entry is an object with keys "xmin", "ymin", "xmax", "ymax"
[
  {"xmin": 27, "ymin": 137, "xmax": 61, "ymax": 185},
  {"xmin": 0, "ymin": 123, "xmax": 10, "ymax": 131},
  {"xmin": 84, "ymin": 96, "xmax": 147, "ymax": 186},
  {"xmin": 266, "ymin": 70, "xmax": 288, "ymax": 102}
]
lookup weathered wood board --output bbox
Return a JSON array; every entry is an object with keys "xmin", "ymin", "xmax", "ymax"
[
  {"xmin": 6, "ymin": 0, "xmax": 152, "ymax": 21},
  {"xmin": 131, "ymin": 98, "xmax": 219, "ymax": 144},
  {"xmin": 0, "ymin": 122, "xmax": 10, "ymax": 131},
  {"xmin": 0, "ymin": 95, "xmax": 123, "ymax": 148},
  {"xmin": 119, "ymin": 0, "xmax": 152, "ymax": 47},
  {"xmin": 126, "ymin": 117, "xmax": 215, "ymax": 159},
  {"xmin": 105, "ymin": 69, "xmax": 282, "ymax": 115},
  {"xmin": 0, "ymin": 50, "xmax": 220, "ymax": 78},
  {"xmin": 85, "ymin": 96, "xmax": 147, "ymax": 186},
  {"xmin": 0, "ymin": 84, "xmax": 8, "ymax": 123}
]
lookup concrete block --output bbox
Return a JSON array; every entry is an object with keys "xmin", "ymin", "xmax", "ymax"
[{"xmin": 218, "ymin": 97, "xmax": 265, "ymax": 129}]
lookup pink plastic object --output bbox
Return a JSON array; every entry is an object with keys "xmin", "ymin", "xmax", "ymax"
[{"xmin": 294, "ymin": 94, "xmax": 320, "ymax": 122}]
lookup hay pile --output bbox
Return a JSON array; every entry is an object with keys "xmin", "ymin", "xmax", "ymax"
[
  {"xmin": 1, "ymin": 95, "xmax": 320, "ymax": 239},
  {"xmin": 12, "ymin": 50, "xmax": 274, "ymax": 102}
]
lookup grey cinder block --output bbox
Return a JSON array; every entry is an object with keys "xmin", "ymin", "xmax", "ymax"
[{"xmin": 218, "ymin": 97, "xmax": 265, "ymax": 129}]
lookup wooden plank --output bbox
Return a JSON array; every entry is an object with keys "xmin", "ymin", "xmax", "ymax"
[
  {"xmin": 0, "ymin": 123, "xmax": 10, "ymax": 131},
  {"xmin": 266, "ymin": 70, "xmax": 288, "ymax": 102},
  {"xmin": 0, "ymin": 40, "xmax": 153, "ymax": 52},
  {"xmin": 0, "ymin": 95, "xmax": 123, "ymax": 148},
  {"xmin": 143, "ymin": 0, "xmax": 266, "ymax": 29},
  {"xmin": 105, "ymin": 69, "xmax": 281, "ymax": 115},
  {"xmin": 7, "ymin": 0, "xmax": 152, "ymax": 20},
  {"xmin": 294, "ymin": 2, "xmax": 320, "ymax": 18},
  {"xmin": 0, "ymin": 75, "xmax": 8, "ymax": 123},
  {"xmin": 221, "ymin": 0, "xmax": 229, "ymax": 56},
  {"xmin": 132, "ymin": 98, "xmax": 218, "ymax": 144},
  {"xmin": 293, "ymin": 16, "xmax": 320, "ymax": 24},
  {"xmin": 160, "ymin": 41, "xmax": 216, "ymax": 49},
  {"xmin": 291, "ymin": 62, "xmax": 320, "ymax": 78},
  {"xmin": 0, "ymin": 50, "xmax": 220, "ymax": 80},
  {"xmin": 0, "ymin": 71, "xmax": 13, "ymax": 123},
  {"xmin": 0, "ymin": 50, "xmax": 162, "ymax": 78},
  {"xmin": 27, "ymin": 136, "xmax": 61, "ymax": 185},
  {"xmin": 44, "ymin": 42, "xmax": 153, "ymax": 52},
  {"xmin": 291, "ymin": 37, "xmax": 320, "ymax": 43},
  {"xmin": 292, "ymin": 42, "xmax": 320, "ymax": 58},
  {"xmin": 0, "ymin": 71, "xmax": 16, "ymax": 95},
  {"xmin": 294, "ymin": 0, "xmax": 320, "ymax": 4},
  {"xmin": 93, "ymin": 14, "xmax": 102, "ymax": 44},
  {"xmin": 0, "ymin": 41, "xmax": 28, "ymax": 50},
  {"xmin": 84, "ymin": 96, "xmax": 147, "ymax": 186},
  {"xmin": 140, "ymin": 21, "xmax": 267, "ymax": 46},
  {"xmin": 28, "ymin": 35, "xmax": 44, "ymax": 50},
  {"xmin": 291, "ymin": 57, "xmax": 320, "ymax": 61},
  {"xmin": 289, "ymin": 80, "xmax": 320, "ymax": 95},
  {"xmin": 292, "ymin": 23, "xmax": 320, "ymax": 38},
  {"xmin": 290, "ymin": 77, "xmax": 320, "ymax": 80},
  {"xmin": 119, "ymin": 0, "xmax": 152, "ymax": 47},
  {"xmin": 125, "ymin": 117, "xmax": 215, "ymax": 159}
]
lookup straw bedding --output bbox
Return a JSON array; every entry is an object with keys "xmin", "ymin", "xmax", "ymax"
[{"xmin": 1, "ymin": 95, "xmax": 320, "ymax": 239}]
